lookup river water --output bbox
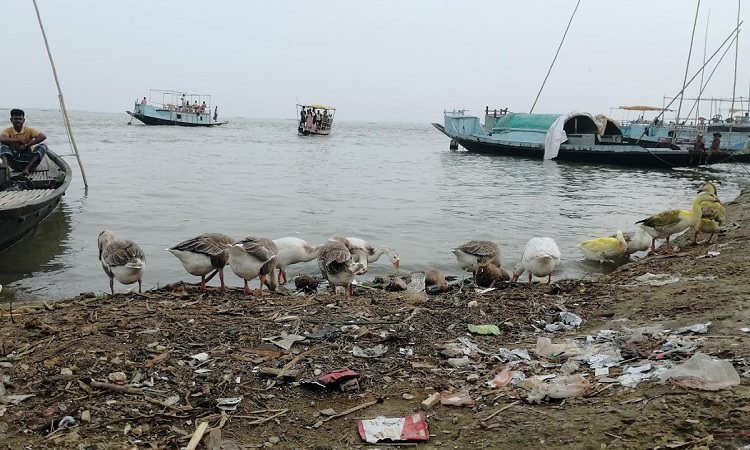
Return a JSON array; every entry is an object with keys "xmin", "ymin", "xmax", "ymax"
[{"xmin": 0, "ymin": 109, "xmax": 746, "ymax": 301}]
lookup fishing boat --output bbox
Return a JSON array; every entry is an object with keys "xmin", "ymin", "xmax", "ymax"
[
  {"xmin": 433, "ymin": 108, "xmax": 749, "ymax": 168},
  {"xmin": 0, "ymin": 149, "xmax": 73, "ymax": 253},
  {"xmin": 296, "ymin": 104, "xmax": 336, "ymax": 136},
  {"xmin": 127, "ymin": 89, "xmax": 227, "ymax": 127}
]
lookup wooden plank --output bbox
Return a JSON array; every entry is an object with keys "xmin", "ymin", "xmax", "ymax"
[{"xmin": 0, "ymin": 189, "xmax": 56, "ymax": 208}]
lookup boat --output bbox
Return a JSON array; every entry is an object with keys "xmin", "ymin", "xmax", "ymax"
[
  {"xmin": 296, "ymin": 104, "xmax": 336, "ymax": 136},
  {"xmin": 127, "ymin": 89, "xmax": 227, "ymax": 127},
  {"xmin": 433, "ymin": 108, "xmax": 750, "ymax": 168},
  {"xmin": 0, "ymin": 149, "xmax": 72, "ymax": 253}
]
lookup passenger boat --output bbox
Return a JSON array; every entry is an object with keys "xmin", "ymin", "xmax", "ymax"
[
  {"xmin": 296, "ymin": 104, "xmax": 336, "ymax": 136},
  {"xmin": 0, "ymin": 149, "xmax": 72, "ymax": 253},
  {"xmin": 127, "ymin": 89, "xmax": 227, "ymax": 127},
  {"xmin": 433, "ymin": 108, "xmax": 750, "ymax": 168}
]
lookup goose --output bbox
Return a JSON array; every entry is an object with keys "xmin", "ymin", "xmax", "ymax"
[
  {"xmin": 635, "ymin": 192, "xmax": 720, "ymax": 253},
  {"xmin": 425, "ymin": 269, "xmax": 447, "ymax": 287},
  {"xmin": 317, "ymin": 240, "xmax": 364, "ymax": 296},
  {"xmin": 474, "ymin": 262, "xmax": 511, "ymax": 288},
  {"xmin": 273, "ymin": 237, "xmax": 322, "ymax": 284},
  {"xmin": 167, "ymin": 233, "xmax": 235, "ymax": 291},
  {"xmin": 578, "ymin": 230, "xmax": 628, "ymax": 263},
  {"xmin": 693, "ymin": 181, "xmax": 727, "ymax": 245},
  {"xmin": 329, "ymin": 236, "xmax": 400, "ymax": 275},
  {"xmin": 451, "ymin": 240, "xmax": 501, "ymax": 279},
  {"xmin": 511, "ymin": 237, "xmax": 561, "ymax": 284},
  {"xmin": 621, "ymin": 228, "xmax": 652, "ymax": 255},
  {"xmin": 227, "ymin": 236, "xmax": 279, "ymax": 295},
  {"xmin": 97, "ymin": 230, "xmax": 146, "ymax": 294}
]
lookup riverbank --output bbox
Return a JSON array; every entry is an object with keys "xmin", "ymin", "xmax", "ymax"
[{"xmin": 1, "ymin": 190, "xmax": 749, "ymax": 449}]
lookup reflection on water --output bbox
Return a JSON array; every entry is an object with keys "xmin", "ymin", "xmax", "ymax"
[{"xmin": 0, "ymin": 109, "xmax": 747, "ymax": 300}]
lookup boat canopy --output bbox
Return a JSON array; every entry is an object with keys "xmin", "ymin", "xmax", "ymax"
[
  {"xmin": 493, "ymin": 112, "xmax": 600, "ymax": 135},
  {"xmin": 298, "ymin": 104, "xmax": 335, "ymax": 111}
]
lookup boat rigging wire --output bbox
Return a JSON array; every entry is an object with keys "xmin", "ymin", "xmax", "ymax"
[
  {"xmin": 529, "ymin": 0, "xmax": 581, "ymax": 114},
  {"xmin": 32, "ymin": 0, "xmax": 89, "ymax": 189}
]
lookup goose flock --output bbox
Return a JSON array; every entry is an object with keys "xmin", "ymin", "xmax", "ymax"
[
  {"xmin": 96, "ymin": 181, "xmax": 726, "ymax": 295},
  {"xmin": 577, "ymin": 181, "xmax": 725, "ymax": 263}
]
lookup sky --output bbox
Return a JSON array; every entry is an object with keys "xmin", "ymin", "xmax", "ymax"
[{"xmin": 3, "ymin": 0, "xmax": 749, "ymax": 123}]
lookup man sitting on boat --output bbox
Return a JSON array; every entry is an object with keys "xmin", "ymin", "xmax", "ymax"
[{"xmin": 0, "ymin": 109, "xmax": 48, "ymax": 177}]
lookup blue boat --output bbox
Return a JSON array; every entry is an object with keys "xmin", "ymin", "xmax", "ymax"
[
  {"xmin": 126, "ymin": 89, "xmax": 227, "ymax": 127},
  {"xmin": 433, "ymin": 108, "xmax": 749, "ymax": 168}
]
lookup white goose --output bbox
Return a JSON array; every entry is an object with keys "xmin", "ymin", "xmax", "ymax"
[
  {"xmin": 97, "ymin": 230, "xmax": 146, "ymax": 294},
  {"xmin": 331, "ymin": 236, "xmax": 400, "ymax": 274},
  {"xmin": 227, "ymin": 236, "xmax": 279, "ymax": 295},
  {"xmin": 317, "ymin": 240, "xmax": 364, "ymax": 296},
  {"xmin": 578, "ymin": 230, "xmax": 628, "ymax": 263},
  {"xmin": 636, "ymin": 192, "xmax": 720, "ymax": 253},
  {"xmin": 511, "ymin": 237, "xmax": 561, "ymax": 284},
  {"xmin": 167, "ymin": 233, "xmax": 235, "ymax": 291},
  {"xmin": 451, "ymin": 240, "xmax": 501, "ymax": 278},
  {"xmin": 621, "ymin": 228, "xmax": 652, "ymax": 255},
  {"xmin": 273, "ymin": 237, "xmax": 323, "ymax": 284}
]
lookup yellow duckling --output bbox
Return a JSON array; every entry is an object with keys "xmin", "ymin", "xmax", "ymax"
[
  {"xmin": 578, "ymin": 230, "xmax": 628, "ymax": 263},
  {"xmin": 693, "ymin": 181, "xmax": 727, "ymax": 245},
  {"xmin": 636, "ymin": 192, "xmax": 720, "ymax": 253}
]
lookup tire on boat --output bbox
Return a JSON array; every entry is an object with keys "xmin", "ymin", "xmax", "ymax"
[{"xmin": 449, "ymin": 139, "xmax": 458, "ymax": 151}]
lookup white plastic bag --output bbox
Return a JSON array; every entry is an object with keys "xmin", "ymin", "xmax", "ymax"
[{"xmin": 659, "ymin": 353, "xmax": 740, "ymax": 391}]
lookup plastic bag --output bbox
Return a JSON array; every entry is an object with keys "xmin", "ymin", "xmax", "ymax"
[{"xmin": 659, "ymin": 353, "xmax": 740, "ymax": 391}]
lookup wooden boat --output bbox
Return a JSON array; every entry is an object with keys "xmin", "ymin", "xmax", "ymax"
[
  {"xmin": 296, "ymin": 104, "xmax": 336, "ymax": 136},
  {"xmin": 127, "ymin": 89, "xmax": 227, "ymax": 127},
  {"xmin": 0, "ymin": 149, "xmax": 72, "ymax": 253},
  {"xmin": 434, "ymin": 109, "xmax": 750, "ymax": 168}
]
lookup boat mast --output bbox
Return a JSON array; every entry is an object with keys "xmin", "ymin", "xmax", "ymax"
[
  {"xmin": 697, "ymin": 8, "xmax": 710, "ymax": 124},
  {"xmin": 729, "ymin": 0, "xmax": 741, "ymax": 137},
  {"xmin": 529, "ymin": 0, "xmax": 581, "ymax": 114},
  {"xmin": 677, "ymin": 0, "xmax": 701, "ymax": 127},
  {"xmin": 32, "ymin": 0, "xmax": 89, "ymax": 189}
]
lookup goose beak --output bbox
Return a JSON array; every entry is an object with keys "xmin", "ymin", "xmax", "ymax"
[{"xmin": 393, "ymin": 260, "xmax": 400, "ymax": 271}]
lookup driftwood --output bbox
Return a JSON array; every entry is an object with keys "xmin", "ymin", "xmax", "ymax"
[{"xmin": 90, "ymin": 381, "xmax": 143, "ymax": 395}]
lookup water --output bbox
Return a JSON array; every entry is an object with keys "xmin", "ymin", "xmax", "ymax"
[{"xmin": 0, "ymin": 109, "xmax": 747, "ymax": 300}]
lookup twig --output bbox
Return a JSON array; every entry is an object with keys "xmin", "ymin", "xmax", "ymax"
[
  {"xmin": 481, "ymin": 400, "xmax": 521, "ymax": 421},
  {"xmin": 233, "ymin": 409, "xmax": 289, "ymax": 424},
  {"xmin": 185, "ymin": 421, "xmax": 209, "ymax": 450},
  {"xmin": 312, "ymin": 398, "xmax": 382, "ymax": 428},
  {"xmin": 276, "ymin": 346, "xmax": 317, "ymax": 379},
  {"xmin": 90, "ymin": 381, "xmax": 143, "ymax": 395}
]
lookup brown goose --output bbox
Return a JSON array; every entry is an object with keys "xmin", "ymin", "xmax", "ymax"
[
  {"xmin": 451, "ymin": 240, "xmax": 501, "ymax": 279},
  {"xmin": 317, "ymin": 240, "xmax": 364, "ymax": 296},
  {"xmin": 97, "ymin": 230, "xmax": 146, "ymax": 295},
  {"xmin": 227, "ymin": 236, "xmax": 279, "ymax": 295},
  {"xmin": 167, "ymin": 233, "xmax": 235, "ymax": 291}
]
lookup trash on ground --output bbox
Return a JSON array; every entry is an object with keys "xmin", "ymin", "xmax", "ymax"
[
  {"xmin": 534, "ymin": 337, "xmax": 582, "ymax": 359},
  {"xmin": 525, "ymin": 374, "xmax": 591, "ymax": 403},
  {"xmin": 351, "ymin": 344, "xmax": 388, "ymax": 358},
  {"xmin": 674, "ymin": 322, "xmax": 711, "ymax": 334},
  {"xmin": 635, "ymin": 273, "xmax": 680, "ymax": 286},
  {"xmin": 440, "ymin": 391, "xmax": 475, "ymax": 407},
  {"xmin": 262, "ymin": 332, "xmax": 306, "ymax": 350},
  {"xmin": 659, "ymin": 353, "xmax": 741, "ymax": 391},
  {"xmin": 216, "ymin": 397, "xmax": 242, "ymax": 411},
  {"xmin": 357, "ymin": 411, "xmax": 429, "ymax": 444},
  {"xmin": 486, "ymin": 367, "xmax": 526, "ymax": 388},
  {"xmin": 467, "ymin": 324, "xmax": 501, "ymax": 335},
  {"xmin": 303, "ymin": 368, "xmax": 360, "ymax": 390}
]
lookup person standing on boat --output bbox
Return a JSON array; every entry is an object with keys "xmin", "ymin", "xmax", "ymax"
[
  {"xmin": 213, "ymin": 106, "xmax": 218, "ymax": 122},
  {"xmin": 140, "ymin": 97, "xmax": 147, "ymax": 105},
  {"xmin": 299, "ymin": 107, "xmax": 307, "ymax": 132},
  {"xmin": 305, "ymin": 108, "xmax": 314, "ymax": 132},
  {"xmin": 0, "ymin": 109, "xmax": 48, "ymax": 177},
  {"xmin": 690, "ymin": 134, "xmax": 705, "ymax": 165}
]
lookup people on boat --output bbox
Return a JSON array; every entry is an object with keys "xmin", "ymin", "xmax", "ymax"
[
  {"xmin": 213, "ymin": 106, "xmax": 218, "ymax": 122},
  {"xmin": 299, "ymin": 107, "xmax": 307, "ymax": 132},
  {"xmin": 0, "ymin": 109, "xmax": 48, "ymax": 177},
  {"xmin": 305, "ymin": 108, "xmax": 314, "ymax": 132},
  {"xmin": 705, "ymin": 132, "xmax": 721, "ymax": 164},
  {"xmin": 141, "ymin": 97, "xmax": 147, "ymax": 105},
  {"xmin": 690, "ymin": 134, "xmax": 705, "ymax": 165},
  {"xmin": 200, "ymin": 101, "xmax": 206, "ymax": 114}
]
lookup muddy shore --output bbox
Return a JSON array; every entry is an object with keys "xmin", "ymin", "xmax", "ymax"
[{"xmin": 1, "ymin": 189, "xmax": 749, "ymax": 449}]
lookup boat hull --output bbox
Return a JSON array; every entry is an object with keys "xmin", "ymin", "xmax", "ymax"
[
  {"xmin": 127, "ymin": 111, "xmax": 225, "ymax": 127},
  {"xmin": 0, "ymin": 150, "xmax": 72, "ymax": 253}
]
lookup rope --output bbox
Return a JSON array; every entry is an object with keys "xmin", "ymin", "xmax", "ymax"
[
  {"xmin": 530, "ymin": 0, "xmax": 581, "ymax": 114},
  {"xmin": 676, "ymin": 0, "xmax": 701, "ymax": 124},
  {"xmin": 32, "ymin": 0, "xmax": 89, "ymax": 189}
]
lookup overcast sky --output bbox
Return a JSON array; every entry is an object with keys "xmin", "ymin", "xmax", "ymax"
[{"xmin": 4, "ymin": 0, "xmax": 748, "ymax": 122}]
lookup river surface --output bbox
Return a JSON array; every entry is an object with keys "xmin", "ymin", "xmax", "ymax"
[{"xmin": 1, "ymin": 109, "xmax": 747, "ymax": 301}]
